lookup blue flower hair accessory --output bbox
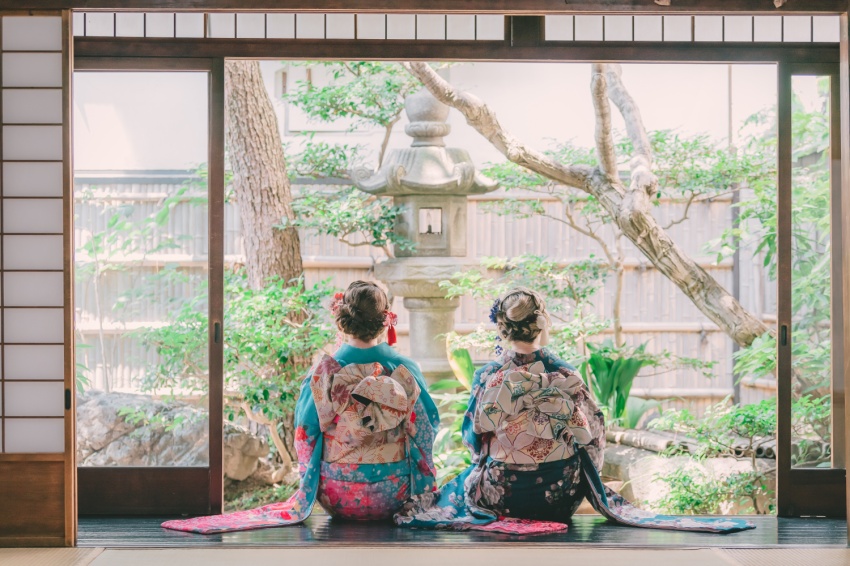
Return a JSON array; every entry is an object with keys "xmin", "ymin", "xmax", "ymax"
[
  {"xmin": 489, "ymin": 298, "xmax": 503, "ymax": 355},
  {"xmin": 489, "ymin": 299, "xmax": 501, "ymax": 324}
]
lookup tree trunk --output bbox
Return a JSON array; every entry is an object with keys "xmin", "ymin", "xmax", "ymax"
[
  {"xmin": 225, "ymin": 60, "xmax": 304, "ymax": 465},
  {"xmin": 225, "ymin": 60, "xmax": 303, "ymax": 289}
]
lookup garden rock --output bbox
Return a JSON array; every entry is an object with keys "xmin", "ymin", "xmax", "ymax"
[
  {"xmin": 76, "ymin": 390, "xmax": 268, "ymax": 479},
  {"xmin": 603, "ymin": 444, "xmax": 774, "ymax": 514}
]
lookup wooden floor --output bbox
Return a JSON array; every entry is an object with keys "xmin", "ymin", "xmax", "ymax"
[{"xmin": 77, "ymin": 515, "xmax": 847, "ymax": 548}]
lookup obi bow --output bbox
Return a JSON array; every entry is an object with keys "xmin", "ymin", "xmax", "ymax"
[
  {"xmin": 310, "ymin": 355, "xmax": 420, "ymax": 435},
  {"xmin": 475, "ymin": 361, "xmax": 593, "ymax": 446}
]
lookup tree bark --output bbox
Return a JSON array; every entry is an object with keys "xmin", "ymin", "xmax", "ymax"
[
  {"xmin": 225, "ymin": 60, "xmax": 303, "ymax": 289},
  {"xmin": 403, "ymin": 61, "xmax": 771, "ymax": 350},
  {"xmin": 225, "ymin": 60, "xmax": 304, "ymax": 466}
]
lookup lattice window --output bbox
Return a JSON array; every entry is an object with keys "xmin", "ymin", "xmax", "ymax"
[
  {"xmin": 1, "ymin": 15, "xmax": 67, "ymax": 454},
  {"xmin": 544, "ymin": 15, "xmax": 840, "ymax": 43},
  {"xmin": 72, "ymin": 13, "xmax": 506, "ymax": 41}
]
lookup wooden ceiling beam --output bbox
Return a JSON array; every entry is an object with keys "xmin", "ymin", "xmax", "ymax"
[
  {"xmin": 73, "ymin": 37, "xmax": 840, "ymax": 63},
  {"xmin": 6, "ymin": 0, "xmax": 848, "ymax": 14}
]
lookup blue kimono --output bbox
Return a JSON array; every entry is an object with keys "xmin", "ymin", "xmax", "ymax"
[{"xmin": 164, "ymin": 343, "xmax": 439, "ymax": 534}]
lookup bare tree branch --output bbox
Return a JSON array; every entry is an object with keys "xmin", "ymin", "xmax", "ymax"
[
  {"xmin": 403, "ymin": 62, "xmax": 593, "ymax": 190},
  {"xmin": 402, "ymin": 60, "xmax": 772, "ymax": 350},
  {"xmin": 663, "ymin": 192, "xmax": 698, "ymax": 230},
  {"xmin": 591, "ymin": 64, "xmax": 620, "ymax": 181},
  {"xmin": 604, "ymin": 64, "xmax": 657, "ymax": 197}
]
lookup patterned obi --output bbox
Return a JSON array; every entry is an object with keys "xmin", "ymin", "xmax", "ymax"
[
  {"xmin": 474, "ymin": 360, "xmax": 595, "ymax": 464},
  {"xmin": 310, "ymin": 356, "xmax": 420, "ymax": 465}
]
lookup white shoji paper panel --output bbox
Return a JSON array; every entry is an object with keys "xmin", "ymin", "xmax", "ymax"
[
  {"xmin": 115, "ymin": 13, "xmax": 145, "ymax": 37},
  {"xmin": 236, "ymin": 13, "xmax": 266, "ymax": 39},
  {"xmin": 3, "ymin": 236, "xmax": 64, "ymax": 270},
  {"xmin": 754, "ymin": 16, "xmax": 783, "ymax": 42},
  {"xmin": 84, "ymin": 13, "xmax": 114, "ymax": 37},
  {"xmin": 176, "ymin": 13, "xmax": 205, "ymax": 38},
  {"xmin": 784, "ymin": 16, "xmax": 812, "ymax": 42},
  {"xmin": 1, "ymin": 14, "xmax": 67, "ymax": 456},
  {"xmin": 357, "ymin": 14, "xmax": 385, "ymax": 39},
  {"xmin": 296, "ymin": 14, "xmax": 325, "ymax": 39},
  {"xmin": 5, "ymin": 346, "xmax": 64, "ymax": 381},
  {"xmin": 604, "ymin": 16, "xmax": 633, "ymax": 41},
  {"xmin": 545, "ymin": 15, "xmax": 573, "ymax": 41},
  {"xmin": 417, "ymin": 15, "xmax": 446, "ymax": 40},
  {"xmin": 357, "ymin": 14, "xmax": 387, "ymax": 39},
  {"xmin": 208, "ymin": 13, "xmax": 235, "ymax": 38},
  {"xmin": 326, "ymin": 14, "xmax": 355, "ymax": 39},
  {"xmin": 5, "ymin": 419, "xmax": 64, "ymax": 453},
  {"xmin": 72, "ymin": 12, "xmax": 84, "ymax": 37},
  {"xmin": 4, "ymin": 309, "xmax": 64, "ymax": 343},
  {"xmin": 3, "ymin": 199, "xmax": 63, "ymax": 234},
  {"xmin": 575, "ymin": 16, "xmax": 603, "ymax": 41},
  {"xmin": 446, "ymin": 15, "xmax": 474, "ymax": 40},
  {"xmin": 693, "ymin": 16, "xmax": 722, "ymax": 42},
  {"xmin": 634, "ymin": 16, "xmax": 662, "ymax": 41},
  {"xmin": 145, "ymin": 12, "xmax": 175, "ymax": 38},
  {"xmin": 5, "ymin": 383, "xmax": 64, "ymax": 417},
  {"xmin": 2, "ymin": 53, "xmax": 63, "ymax": 88},
  {"xmin": 476, "ymin": 15, "xmax": 504, "ymax": 41},
  {"xmin": 267, "ymin": 14, "xmax": 295, "ymax": 39},
  {"xmin": 387, "ymin": 14, "xmax": 416, "ymax": 40},
  {"xmin": 2, "ymin": 16, "xmax": 62, "ymax": 51},
  {"xmin": 813, "ymin": 16, "xmax": 840, "ymax": 42},
  {"xmin": 3, "ymin": 90, "xmax": 62, "ymax": 124},
  {"xmin": 4, "ymin": 273, "xmax": 64, "ymax": 307},
  {"xmin": 3, "ymin": 163, "xmax": 63, "ymax": 197},
  {"xmin": 3, "ymin": 126, "xmax": 63, "ymax": 160},
  {"xmin": 663, "ymin": 16, "xmax": 692, "ymax": 41},
  {"xmin": 725, "ymin": 16, "xmax": 753, "ymax": 42}
]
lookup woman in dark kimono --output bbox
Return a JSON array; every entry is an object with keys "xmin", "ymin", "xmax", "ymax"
[
  {"xmin": 164, "ymin": 281, "xmax": 440, "ymax": 534},
  {"xmin": 395, "ymin": 288, "xmax": 754, "ymax": 535}
]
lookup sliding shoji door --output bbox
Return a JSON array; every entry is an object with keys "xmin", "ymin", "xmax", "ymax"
[{"xmin": 0, "ymin": 12, "xmax": 74, "ymax": 547}]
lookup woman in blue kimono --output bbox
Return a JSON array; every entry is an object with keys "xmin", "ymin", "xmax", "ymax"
[
  {"xmin": 164, "ymin": 281, "xmax": 439, "ymax": 534},
  {"xmin": 394, "ymin": 287, "xmax": 754, "ymax": 535}
]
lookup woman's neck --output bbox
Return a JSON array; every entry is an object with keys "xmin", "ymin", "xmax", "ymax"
[
  {"xmin": 347, "ymin": 336, "xmax": 380, "ymax": 349},
  {"xmin": 510, "ymin": 340, "xmax": 540, "ymax": 355}
]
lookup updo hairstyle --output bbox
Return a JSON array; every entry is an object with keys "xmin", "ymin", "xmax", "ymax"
[
  {"xmin": 335, "ymin": 280, "xmax": 389, "ymax": 341},
  {"xmin": 493, "ymin": 287, "xmax": 551, "ymax": 344}
]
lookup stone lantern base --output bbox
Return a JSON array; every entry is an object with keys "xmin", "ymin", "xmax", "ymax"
[{"xmin": 375, "ymin": 256, "xmax": 477, "ymax": 383}]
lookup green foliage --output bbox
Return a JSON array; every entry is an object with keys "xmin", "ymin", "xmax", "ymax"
[
  {"xmin": 429, "ymin": 376, "xmax": 473, "ymax": 485},
  {"xmin": 710, "ymin": 81, "xmax": 832, "ymax": 395},
  {"xmin": 287, "ymin": 136, "xmax": 363, "ymax": 179},
  {"xmin": 136, "ymin": 272, "xmax": 336, "ymax": 424},
  {"xmin": 447, "ymin": 341, "xmax": 474, "ymax": 392},
  {"xmin": 581, "ymin": 339, "xmax": 648, "ymax": 422},
  {"xmin": 285, "ymin": 61, "xmax": 424, "ymax": 130},
  {"xmin": 288, "ymin": 186, "xmax": 414, "ymax": 256},
  {"xmin": 651, "ymin": 398, "xmax": 776, "ymax": 514}
]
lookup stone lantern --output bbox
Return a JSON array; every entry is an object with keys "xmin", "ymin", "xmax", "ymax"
[{"xmin": 352, "ymin": 89, "xmax": 498, "ymax": 381}]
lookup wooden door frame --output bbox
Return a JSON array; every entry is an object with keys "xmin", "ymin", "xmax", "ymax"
[
  {"xmin": 776, "ymin": 61, "xmax": 846, "ymax": 517},
  {"xmin": 60, "ymin": 9, "xmax": 850, "ymax": 537},
  {"xmin": 73, "ymin": 55, "xmax": 225, "ymax": 515}
]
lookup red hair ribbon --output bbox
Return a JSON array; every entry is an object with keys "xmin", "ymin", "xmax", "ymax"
[
  {"xmin": 384, "ymin": 311, "xmax": 398, "ymax": 346},
  {"xmin": 330, "ymin": 292, "xmax": 344, "ymax": 315}
]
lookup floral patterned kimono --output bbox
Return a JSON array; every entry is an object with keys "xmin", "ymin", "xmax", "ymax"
[
  {"xmin": 163, "ymin": 343, "xmax": 439, "ymax": 534},
  {"xmin": 395, "ymin": 348, "xmax": 755, "ymax": 535}
]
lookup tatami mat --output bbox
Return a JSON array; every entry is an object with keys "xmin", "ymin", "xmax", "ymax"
[
  {"xmin": 2, "ymin": 547, "xmax": 849, "ymax": 565},
  {"xmin": 0, "ymin": 548, "xmax": 103, "ymax": 566},
  {"xmin": 86, "ymin": 548, "xmax": 737, "ymax": 566},
  {"xmin": 720, "ymin": 548, "xmax": 850, "ymax": 566}
]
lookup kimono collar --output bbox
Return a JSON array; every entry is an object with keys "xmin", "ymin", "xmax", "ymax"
[{"xmin": 335, "ymin": 342, "xmax": 395, "ymax": 363}]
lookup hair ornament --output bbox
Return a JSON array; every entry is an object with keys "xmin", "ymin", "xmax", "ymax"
[{"xmin": 383, "ymin": 310, "xmax": 399, "ymax": 346}]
